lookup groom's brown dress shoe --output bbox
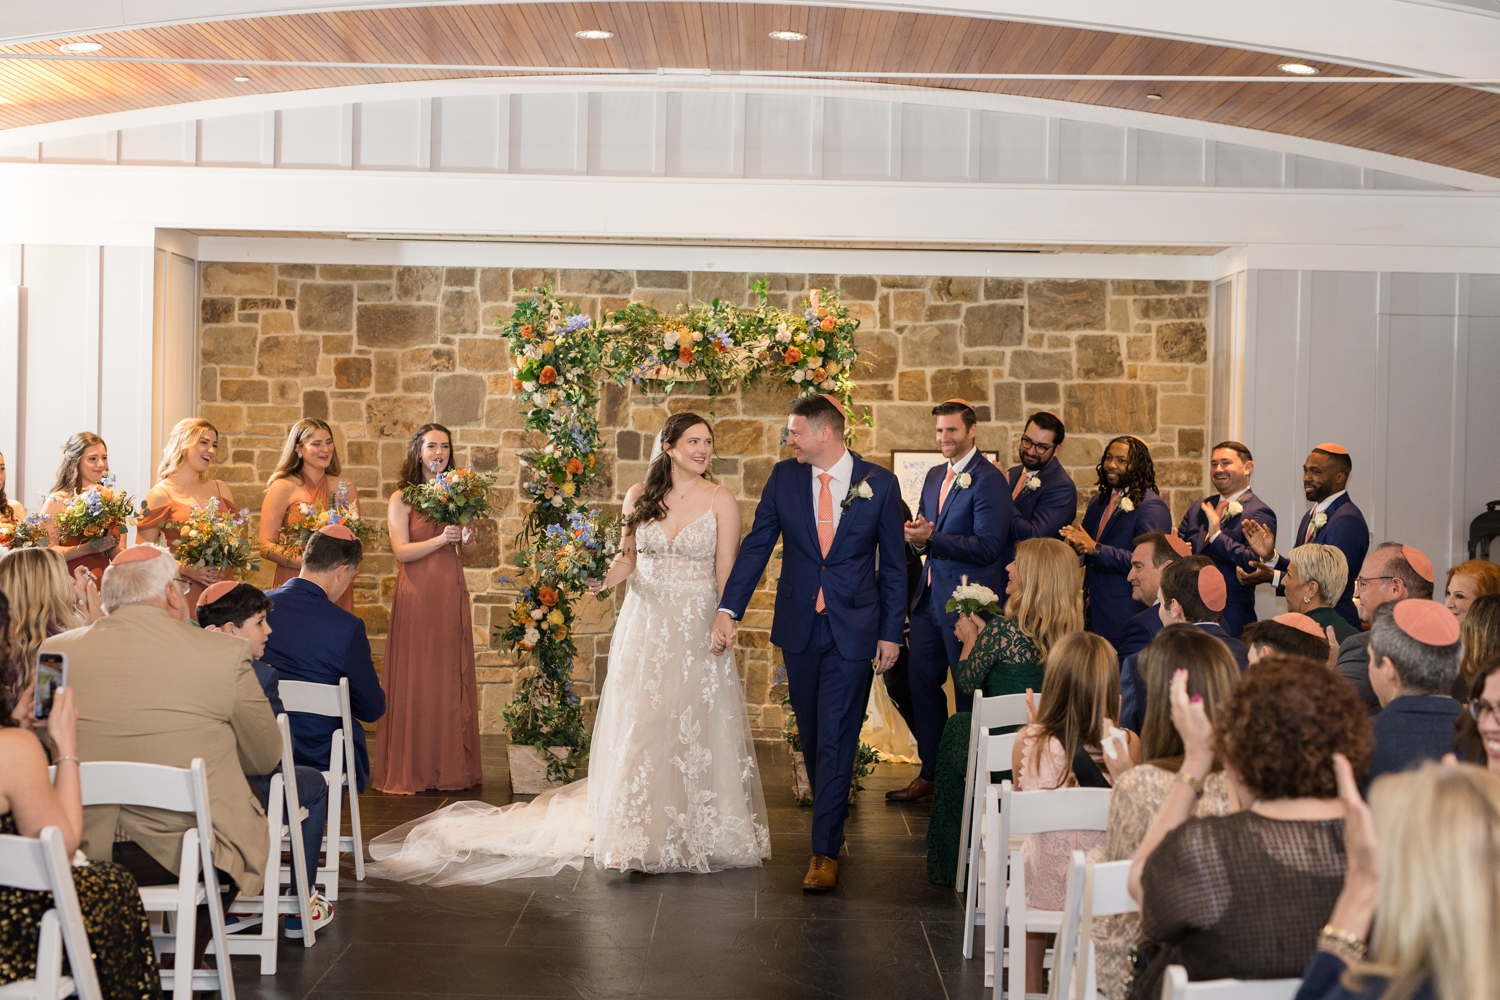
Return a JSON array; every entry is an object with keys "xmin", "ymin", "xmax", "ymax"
[
  {"xmin": 886, "ymin": 777, "xmax": 935, "ymax": 802},
  {"xmin": 803, "ymin": 853, "xmax": 839, "ymax": 892}
]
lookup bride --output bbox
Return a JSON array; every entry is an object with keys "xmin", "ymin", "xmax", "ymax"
[{"xmin": 367, "ymin": 412, "xmax": 770, "ymax": 883}]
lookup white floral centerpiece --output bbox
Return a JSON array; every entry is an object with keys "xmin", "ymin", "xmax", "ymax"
[{"xmin": 946, "ymin": 575, "xmax": 1004, "ymax": 617}]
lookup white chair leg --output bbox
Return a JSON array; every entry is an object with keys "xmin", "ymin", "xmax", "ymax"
[
  {"xmin": 35, "ymin": 909, "xmax": 62, "ymax": 1000},
  {"xmin": 322, "ymin": 738, "xmax": 345, "ymax": 901},
  {"xmin": 984, "ymin": 790, "xmax": 1002, "ymax": 991},
  {"xmin": 171, "ymin": 842, "xmax": 199, "ymax": 1000}
]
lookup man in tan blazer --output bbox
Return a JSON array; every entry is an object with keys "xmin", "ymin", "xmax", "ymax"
[{"xmin": 44, "ymin": 544, "xmax": 281, "ymax": 902}]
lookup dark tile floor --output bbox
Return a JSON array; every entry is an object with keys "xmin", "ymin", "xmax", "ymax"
[{"xmin": 234, "ymin": 737, "xmax": 986, "ymax": 1000}]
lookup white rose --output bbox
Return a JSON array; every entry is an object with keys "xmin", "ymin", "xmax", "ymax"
[
  {"xmin": 856, "ymin": 481, "xmax": 873, "ymax": 500},
  {"xmin": 664, "ymin": 330, "xmax": 679, "ymax": 347},
  {"xmin": 1312, "ymin": 512, "xmax": 1328, "ymax": 531},
  {"xmin": 820, "ymin": 379, "xmax": 837, "ymax": 390},
  {"xmin": 524, "ymin": 627, "xmax": 541, "ymax": 645},
  {"xmin": 955, "ymin": 472, "xmax": 972, "ymax": 489},
  {"xmin": 792, "ymin": 370, "xmax": 805, "ymax": 382},
  {"xmin": 522, "ymin": 380, "xmax": 537, "ymax": 392},
  {"xmin": 691, "ymin": 330, "xmax": 703, "ymax": 342},
  {"xmin": 1024, "ymin": 474, "xmax": 1042, "ymax": 492},
  {"xmin": 1118, "ymin": 496, "xmax": 1135, "ymax": 512},
  {"xmin": 1225, "ymin": 500, "xmax": 1244, "ymax": 518},
  {"xmin": 530, "ymin": 608, "xmax": 545, "ymax": 620}
]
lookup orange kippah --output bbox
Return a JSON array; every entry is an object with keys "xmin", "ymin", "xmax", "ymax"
[
  {"xmin": 1401, "ymin": 545, "xmax": 1434, "ymax": 583},
  {"xmin": 196, "ymin": 580, "xmax": 240, "ymax": 607},
  {"xmin": 318, "ymin": 524, "xmax": 357, "ymax": 541},
  {"xmin": 1313, "ymin": 442, "xmax": 1349, "ymax": 456},
  {"xmin": 942, "ymin": 398, "xmax": 972, "ymax": 407},
  {"xmin": 112, "ymin": 545, "xmax": 164, "ymax": 564},
  {"xmin": 1197, "ymin": 564, "xmax": 1227, "ymax": 613},
  {"xmin": 1273, "ymin": 612, "xmax": 1327, "ymax": 639},
  {"xmin": 818, "ymin": 393, "xmax": 846, "ymax": 417},
  {"xmin": 1165, "ymin": 534, "xmax": 1191, "ymax": 557},
  {"xmin": 1393, "ymin": 600, "xmax": 1460, "ymax": 646}
]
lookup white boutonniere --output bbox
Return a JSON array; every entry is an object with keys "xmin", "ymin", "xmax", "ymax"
[
  {"xmin": 954, "ymin": 472, "xmax": 972, "ymax": 490},
  {"xmin": 1023, "ymin": 474, "xmax": 1042, "ymax": 493},
  {"xmin": 1311, "ymin": 511, "xmax": 1328, "ymax": 532},
  {"xmin": 1118, "ymin": 496, "xmax": 1135, "ymax": 513},
  {"xmin": 1224, "ymin": 500, "xmax": 1244, "ymax": 518},
  {"xmin": 842, "ymin": 478, "xmax": 874, "ymax": 510}
]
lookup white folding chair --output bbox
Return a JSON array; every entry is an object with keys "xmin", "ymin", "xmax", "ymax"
[
  {"xmin": 1050, "ymin": 851, "xmax": 1137, "ymax": 1000},
  {"xmin": 77, "ymin": 759, "xmax": 235, "ymax": 1000},
  {"xmin": 0, "ymin": 826, "xmax": 102, "ymax": 1000},
  {"xmin": 225, "ymin": 715, "xmax": 318, "ymax": 973},
  {"xmin": 993, "ymin": 782, "xmax": 1113, "ymax": 1000},
  {"xmin": 1161, "ymin": 966, "xmax": 1301, "ymax": 1000},
  {"xmin": 965, "ymin": 729, "xmax": 1019, "ymax": 984},
  {"xmin": 959, "ymin": 691, "xmax": 1030, "ymax": 977},
  {"xmin": 278, "ymin": 677, "xmax": 366, "ymax": 897}
]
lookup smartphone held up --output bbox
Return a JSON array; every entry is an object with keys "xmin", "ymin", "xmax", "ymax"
[{"xmin": 33, "ymin": 651, "xmax": 67, "ymax": 721}]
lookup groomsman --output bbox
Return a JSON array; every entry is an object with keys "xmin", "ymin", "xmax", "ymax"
[
  {"xmin": 1244, "ymin": 443, "xmax": 1368, "ymax": 630},
  {"xmin": 1060, "ymin": 436, "xmax": 1173, "ymax": 651},
  {"xmin": 1176, "ymin": 441, "xmax": 1277, "ymax": 639},
  {"xmin": 891, "ymin": 398, "xmax": 1012, "ymax": 803},
  {"xmin": 1000, "ymin": 411, "xmax": 1078, "ymax": 591},
  {"xmin": 1118, "ymin": 530, "xmax": 1189, "ymax": 660}
]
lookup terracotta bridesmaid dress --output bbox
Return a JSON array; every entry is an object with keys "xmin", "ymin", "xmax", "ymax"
[
  {"xmin": 52, "ymin": 492, "xmax": 124, "ymax": 587},
  {"xmin": 272, "ymin": 475, "xmax": 355, "ymax": 613},
  {"xmin": 373, "ymin": 510, "xmax": 482, "ymax": 794},
  {"xmin": 136, "ymin": 482, "xmax": 238, "ymax": 611}
]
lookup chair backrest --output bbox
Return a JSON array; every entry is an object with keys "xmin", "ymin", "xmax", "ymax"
[
  {"xmin": 1001, "ymin": 784, "xmax": 1113, "ymax": 836},
  {"xmin": 1163, "ymin": 966, "xmax": 1301, "ymax": 1000},
  {"xmin": 978, "ymin": 731, "xmax": 1018, "ymax": 777},
  {"xmin": 1089, "ymin": 858, "xmax": 1137, "ymax": 918},
  {"xmin": 78, "ymin": 759, "xmax": 202, "ymax": 814},
  {"xmin": 0, "ymin": 829, "xmax": 59, "ymax": 891},
  {"xmin": 278, "ymin": 679, "xmax": 344, "ymax": 718},
  {"xmin": 0, "ymin": 827, "xmax": 104, "ymax": 1000},
  {"xmin": 976, "ymin": 692, "xmax": 1030, "ymax": 730}
]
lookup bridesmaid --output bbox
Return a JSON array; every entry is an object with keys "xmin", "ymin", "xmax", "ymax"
[
  {"xmin": 259, "ymin": 419, "xmax": 359, "ymax": 612},
  {"xmin": 374, "ymin": 422, "xmax": 480, "ymax": 794},
  {"xmin": 135, "ymin": 418, "xmax": 238, "ymax": 614},
  {"xmin": 0, "ymin": 450, "xmax": 24, "ymax": 524},
  {"xmin": 40, "ymin": 433, "xmax": 121, "ymax": 586}
]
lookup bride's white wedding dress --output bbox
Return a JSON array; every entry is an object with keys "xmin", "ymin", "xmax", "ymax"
[{"xmin": 367, "ymin": 505, "xmax": 771, "ymax": 884}]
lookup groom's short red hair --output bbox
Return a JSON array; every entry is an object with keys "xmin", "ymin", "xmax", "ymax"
[{"xmin": 789, "ymin": 394, "xmax": 845, "ymax": 435}]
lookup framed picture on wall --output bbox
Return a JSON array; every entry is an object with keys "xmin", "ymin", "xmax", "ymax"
[{"xmin": 890, "ymin": 451, "xmax": 1001, "ymax": 515}]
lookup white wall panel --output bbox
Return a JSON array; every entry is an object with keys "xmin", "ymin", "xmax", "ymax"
[
  {"xmin": 744, "ymin": 94, "xmax": 818, "ymax": 179},
  {"xmin": 277, "ymin": 105, "xmax": 349, "ymax": 169},
  {"xmin": 1058, "ymin": 120, "xmax": 1125, "ymax": 185},
  {"xmin": 0, "ymin": 143, "xmax": 39, "ymax": 163},
  {"xmin": 199, "ymin": 112, "xmax": 273, "ymax": 167},
  {"xmin": 510, "ymin": 93, "xmax": 585, "ymax": 174},
  {"xmin": 1386, "ymin": 271, "xmax": 1458, "ymax": 315},
  {"xmin": 432, "ymin": 96, "xmax": 507, "ymax": 172},
  {"xmin": 1374, "ymin": 170, "xmax": 1450, "ymax": 191},
  {"xmin": 355, "ymin": 99, "xmax": 427, "ymax": 170},
  {"xmin": 901, "ymin": 104, "xmax": 972, "ymax": 182},
  {"xmin": 1466, "ymin": 318, "xmax": 1500, "ymax": 549},
  {"xmin": 1306, "ymin": 272, "xmax": 1379, "ymax": 525},
  {"xmin": 1136, "ymin": 131, "xmax": 1205, "ymax": 187},
  {"xmin": 665, "ymin": 92, "xmax": 739, "ymax": 177},
  {"xmin": 1295, "ymin": 156, "xmax": 1363, "ymax": 189},
  {"xmin": 40, "ymin": 132, "xmax": 116, "ymax": 165},
  {"xmin": 1243, "ymin": 270, "xmax": 1304, "ymax": 547},
  {"xmin": 0, "ymin": 286, "xmax": 17, "ymax": 495},
  {"xmin": 1472, "ymin": 274, "xmax": 1500, "ymax": 317},
  {"xmin": 119, "ymin": 121, "xmax": 195, "ymax": 166},
  {"xmin": 589, "ymin": 92, "xmax": 660, "ymax": 176},
  {"xmin": 822, "ymin": 98, "xmax": 895, "ymax": 181},
  {"xmin": 979, "ymin": 111, "xmax": 1048, "ymax": 183},
  {"xmin": 99, "ymin": 246, "xmax": 153, "ymax": 498},
  {"xmin": 1385, "ymin": 313, "xmax": 1459, "ymax": 560},
  {"xmin": 1216, "ymin": 144, "xmax": 1283, "ymax": 188}
]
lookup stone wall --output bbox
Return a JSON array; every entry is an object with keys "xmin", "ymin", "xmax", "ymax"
[{"xmin": 197, "ymin": 264, "xmax": 1210, "ymax": 739}]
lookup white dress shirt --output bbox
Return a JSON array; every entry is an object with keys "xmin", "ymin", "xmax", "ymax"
[{"xmin": 812, "ymin": 447, "xmax": 855, "ymax": 537}]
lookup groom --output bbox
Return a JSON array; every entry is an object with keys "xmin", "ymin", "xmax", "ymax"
[{"xmin": 713, "ymin": 394, "xmax": 907, "ymax": 892}]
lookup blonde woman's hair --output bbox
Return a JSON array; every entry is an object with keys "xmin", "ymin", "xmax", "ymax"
[
  {"xmin": 157, "ymin": 417, "xmax": 219, "ymax": 482},
  {"xmin": 0, "ymin": 547, "xmax": 82, "ymax": 686},
  {"xmin": 1351, "ymin": 762, "xmax": 1500, "ymax": 1000},
  {"xmin": 269, "ymin": 418, "xmax": 340, "ymax": 484},
  {"xmin": 1288, "ymin": 543, "xmax": 1349, "ymax": 608},
  {"xmin": 1004, "ymin": 537, "xmax": 1084, "ymax": 660},
  {"xmin": 48, "ymin": 432, "xmax": 107, "ymax": 497},
  {"xmin": 1028, "ymin": 631, "xmax": 1119, "ymax": 785}
]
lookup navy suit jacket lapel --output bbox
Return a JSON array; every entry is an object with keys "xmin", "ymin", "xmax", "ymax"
[
  {"xmin": 828, "ymin": 457, "xmax": 869, "ymax": 555},
  {"xmin": 794, "ymin": 461, "xmax": 821, "ymax": 557}
]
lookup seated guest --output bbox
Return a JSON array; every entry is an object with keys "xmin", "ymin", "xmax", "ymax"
[
  {"xmin": 1364, "ymin": 601, "xmax": 1463, "ymax": 787},
  {"xmin": 1283, "ymin": 543, "xmax": 1358, "ymax": 644},
  {"xmin": 197, "ymin": 581, "xmax": 333, "ymax": 935},
  {"xmin": 1090, "ymin": 626, "xmax": 1240, "ymax": 1000},
  {"xmin": 1443, "ymin": 558, "xmax": 1500, "ymax": 623},
  {"xmin": 925, "ymin": 537, "xmax": 1082, "ymax": 886},
  {"xmin": 1241, "ymin": 612, "xmax": 1335, "ymax": 664},
  {"xmin": 1336, "ymin": 543, "xmax": 1434, "ymax": 714},
  {"xmin": 264, "ymin": 525, "xmax": 385, "ymax": 792},
  {"xmin": 1119, "ymin": 556, "xmax": 1247, "ymax": 733},
  {"xmin": 1117, "ymin": 531, "xmax": 1187, "ymax": 660},
  {"xmin": 44, "ymin": 544, "xmax": 281, "ymax": 967},
  {"xmin": 0, "ymin": 590, "xmax": 164, "ymax": 1000},
  {"xmin": 1453, "ymin": 593, "xmax": 1500, "ymax": 700},
  {"xmin": 1294, "ymin": 760, "xmax": 1500, "ymax": 1000},
  {"xmin": 1127, "ymin": 654, "xmax": 1372, "ymax": 1000},
  {"xmin": 1012, "ymin": 631, "xmax": 1138, "ymax": 994},
  {"xmin": 1457, "ymin": 657, "xmax": 1500, "ymax": 775}
]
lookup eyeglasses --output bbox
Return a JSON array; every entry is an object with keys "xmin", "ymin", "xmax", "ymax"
[
  {"xmin": 1353, "ymin": 575, "xmax": 1395, "ymax": 591},
  {"xmin": 1019, "ymin": 436, "xmax": 1056, "ymax": 454},
  {"xmin": 173, "ymin": 578, "xmax": 192, "ymax": 595},
  {"xmin": 1469, "ymin": 700, "xmax": 1500, "ymax": 723}
]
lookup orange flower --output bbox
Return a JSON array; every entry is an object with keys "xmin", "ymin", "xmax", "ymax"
[
  {"xmin": 538, "ymin": 586, "xmax": 559, "ymax": 606},
  {"xmin": 512, "ymin": 377, "xmax": 524, "ymax": 393},
  {"xmin": 783, "ymin": 346, "xmax": 803, "ymax": 364},
  {"xmin": 539, "ymin": 366, "xmax": 557, "ymax": 385},
  {"xmin": 678, "ymin": 346, "xmax": 694, "ymax": 364},
  {"xmin": 812, "ymin": 367, "xmax": 827, "ymax": 382},
  {"xmin": 566, "ymin": 457, "xmax": 584, "ymax": 475},
  {"xmin": 820, "ymin": 315, "xmax": 836, "ymax": 332},
  {"xmin": 587, "ymin": 454, "xmax": 596, "ymax": 468},
  {"xmin": 554, "ymin": 626, "xmax": 568, "ymax": 641},
  {"xmin": 521, "ymin": 324, "xmax": 535, "ymax": 339}
]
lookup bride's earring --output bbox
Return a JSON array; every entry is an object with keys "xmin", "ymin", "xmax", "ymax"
[{"xmin": 1302, "ymin": 596, "xmax": 1311, "ymax": 604}]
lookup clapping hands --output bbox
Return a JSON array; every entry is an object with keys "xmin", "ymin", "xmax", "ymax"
[{"xmin": 1241, "ymin": 519, "xmax": 1276, "ymax": 561}]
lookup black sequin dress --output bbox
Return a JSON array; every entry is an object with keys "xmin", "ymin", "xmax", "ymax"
[{"xmin": 0, "ymin": 812, "xmax": 163, "ymax": 1000}]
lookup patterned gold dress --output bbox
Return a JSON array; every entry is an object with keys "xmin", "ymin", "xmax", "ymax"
[{"xmin": 0, "ymin": 812, "xmax": 162, "ymax": 1000}]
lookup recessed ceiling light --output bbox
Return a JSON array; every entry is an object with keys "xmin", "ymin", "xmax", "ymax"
[
  {"xmin": 59, "ymin": 41, "xmax": 102, "ymax": 53},
  {"xmin": 1277, "ymin": 62, "xmax": 1319, "ymax": 76},
  {"xmin": 769, "ymin": 30, "xmax": 807, "ymax": 41},
  {"xmin": 234, "ymin": 75, "xmax": 251, "ymax": 82},
  {"xmin": 1145, "ymin": 93, "xmax": 1163, "ymax": 100},
  {"xmin": 575, "ymin": 29, "xmax": 614, "ymax": 40}
]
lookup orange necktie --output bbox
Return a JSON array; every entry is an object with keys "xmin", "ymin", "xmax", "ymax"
[
  {"xmin": 1012, "ymin": 471, "xmax": 1027, "ymax": 500},
  {"xmin": 1216, "ymin": 497, "xmax": 1228, "ymax": 516},
  {"xmin": 928, "ymin": 467, "xmax": 957, "ymax": 587},
  {"xmin": 1304, "ymin": 514, "xmax": 1318, "ymax": 544},
  {"xmin": 816, "ymin": 472, "xmax": 834, "ymax": 612},
  {"xmin": 1094, "ymin": 492, "xmax": 1121, "ymax": 541}
]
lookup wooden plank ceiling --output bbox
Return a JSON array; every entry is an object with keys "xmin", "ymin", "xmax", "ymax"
[{"xmin": 1, "ymin": 3, "xmax": 1496, "ymax": 177}]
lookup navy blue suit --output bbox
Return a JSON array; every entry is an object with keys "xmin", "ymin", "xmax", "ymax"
[
  {"xmin": 721, "ymin": 453, "xmax": 906, "ymax": 856},
  {"xmin": 1001, "ymin": 458, "xmax": 1078, "ymax": 590},
  {"xmin": 1177, "ymin": 491, "xmax": 1277, "ymax": 640},
  {"xmin": 1080, "ymin": 490, "xmax": 1173, "ymax": 651},
  {"xmin": 1365, "ymin": 695, "xmax": 1464, "ymax": 789},
  {"xmin": 1119, "ymin": 620, "xmax": 1249, "ymax": 734},
  {"xmin": 906, "ymin": 452, "xmax": 1011, "ymax": 781},
  {"xmin": 1274, "ymin": 493, "xmax": 1369, "ymax": 630},
  {"xmin": 1116, "ymin": 604, "xmax": 1164, "ymax": 661},
  {"xmin": 262, "ymin": 578, "xmax": 385, "ymax": 793}
]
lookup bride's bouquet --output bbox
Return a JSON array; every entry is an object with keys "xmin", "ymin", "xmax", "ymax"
[
  {"xmin": 278, "ymin": 482, "xmax": 378, "ymax": 555},
  {"xmin": 53, "ymin": 473, "xmax": 134, "ymax": 548},
  {"xmin": 165, "ymin": 498, "xmax": 259, "ymax": 574},
  {"xmin": 401, "ymin": 468, "xmax": 496, "ymax": 547},
  {"xmin": 946, "ymin": 576, "xmax": 1003, "ymax": 617},
  {"xmin": 0, "ymin": 514, "xmax": 49, "ymax": 550},
  {"xmin": 517, "ymin": 510, "xmax": 619, "ymax": 595}
]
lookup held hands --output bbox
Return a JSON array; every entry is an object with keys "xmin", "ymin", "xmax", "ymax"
[
  {"xmin": 1235, "ymin": 562, "xmax": 1275, "ymax": 587},
  {"xmin": 1169, "ymin": 669, "xmax": 1215, "ymax": 777},
  {"xmin": 903, "ymin": 515, "xmax": 934, "ymax": 547},
  {"xmin": 874, "ymin": 640, "xmax": 900, "ymax": 675},
  {"xmin": 587, "ymin": 578, "xmax": 606, "ymax": 596},
  {"xmin": 71, "ymin": 567, "xmax": 103, "ymax": 624},
  {"xmin": 442, "ymin": 525, "xmax": 464, "ymax": 544},
  {"xmin": 952, "ymin": 612, "xmax": 984, "ymax": 647},
  {"xmin": 710, "ymin": 611, "xmax": 737, "ymax": 657},
  {"xmin": 1241, "ymin": 519, "xmax": 1276, "ymax": 561},
  {"xmin": 1058, "ymin": 523, "xmax": 1096, "ymax": 556}
]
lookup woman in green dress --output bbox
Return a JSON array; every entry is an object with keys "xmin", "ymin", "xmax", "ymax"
[
  {"xmin": 925, "ymin": 537, "xmax": 1085, "ymax": 885},
  {"xmin": 1284, "ymin": 543, "xmax": 1359, "ymax": 644}
]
